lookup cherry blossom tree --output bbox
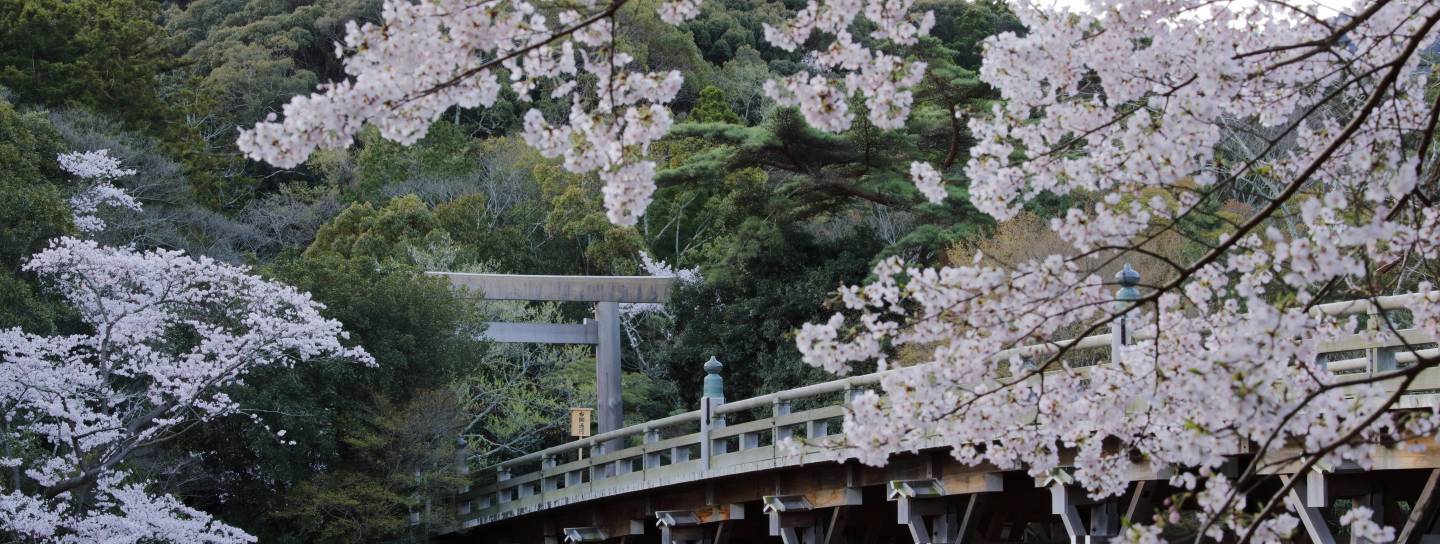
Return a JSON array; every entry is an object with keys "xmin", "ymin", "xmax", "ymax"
[
  {"xmin": 240, "ymin": 0, "xmax": 1440, "ymax": 540},
  {"xmin": 0, "ymin": 238, "xmax": 372, "ymax": 542},
  {"xmin": 792, "ymin": 0, "xmax": 1440, "ymax": 541},
  {"xmin": 58, "ymin": 150, "xmax": 142, "ymax": 234},
  {"xmin": 619, "ymin": 251, "xmax": 701, "ymax": 319}
]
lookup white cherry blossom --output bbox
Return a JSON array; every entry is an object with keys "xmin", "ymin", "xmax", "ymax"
[
  {"xmin": 57, "ymin": 150, "xmax": 141, "ymax": 234},
  {"xmin": 909, "ymin": 161, "xmax": 946, "ymax": 203},
  {"xmin": 0, "ymin": 238, "xmax": 372, "ymax": 543}
]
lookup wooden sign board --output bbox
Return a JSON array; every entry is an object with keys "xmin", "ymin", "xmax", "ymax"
[{"xmin": 570, "ymin": 408, "xmax": 594, "ymax": 438}]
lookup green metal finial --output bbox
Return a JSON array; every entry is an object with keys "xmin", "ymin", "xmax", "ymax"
[
  {"xmin": 1115, "ymin": 263, "xmax": 1141, "ymax": 303},
  {"xmin": 702, "ymin": 356, "xmax": 725, "ymax": 402}
]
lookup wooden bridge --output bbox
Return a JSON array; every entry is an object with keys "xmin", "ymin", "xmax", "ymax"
[{"xmin": 441, "ymin": 281, "xmax": 1440, "ymax": 544}]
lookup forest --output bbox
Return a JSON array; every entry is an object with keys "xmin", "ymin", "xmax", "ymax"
[{"xmin": 0, "ymin": 0, "xmax": 1026, "ymax": 541}]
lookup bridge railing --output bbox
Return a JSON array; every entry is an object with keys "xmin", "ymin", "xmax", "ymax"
[{"xmin": 455, "ymin": 279, "xmax": 1440, "ymax": 529}]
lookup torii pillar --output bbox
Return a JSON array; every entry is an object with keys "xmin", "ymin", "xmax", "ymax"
[{"xmin": 427, "ymin": 272, "xmax": 676, "ymax": 439}]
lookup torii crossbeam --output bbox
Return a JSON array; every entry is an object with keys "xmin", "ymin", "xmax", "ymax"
[{"xmin": 426, "ymin": 272, "xmax": 676, "ymax": 439}]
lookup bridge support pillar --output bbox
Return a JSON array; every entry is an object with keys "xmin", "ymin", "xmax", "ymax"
[
  {"xmin": 657, "ymin": 505, "xmax": 745, "ymax": 544},
  {"xmin": 1047, "ymin": 480, "xmax": 1120, "ymax": 544},
  {"xmin": 1290, "ymin": 466, "xmax": 1427, "ymax": 544},
  {"xmin": 1283, "ymin": 474, "xmax": 1338, "ymax": 544},
  {"xmin": 765, "ymin": 495, "xmax": 822, "ymax": 544},
  {"xmin": 543, "ymin": 521, "xmax": 560, "ymax": 544},
  {"xmin": 563, "ymin": 519, "xmax": 644, "ymax": 543},
  {"xmin": 657, "ymin": 511, "xmax": 704, "ymax": 544},
  {"xmin": 890, "ymin": 479, "xmax": 975, "ymax": 544},
  {"xmin": 561, "ymin": 527, "xmax": 606, "ymax": 543}
]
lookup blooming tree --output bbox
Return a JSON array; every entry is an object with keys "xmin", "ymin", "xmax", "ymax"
[
  {"xmin": 619, "ymin": 251, "xmax": 701, "ymax": 318},
  {"xmin": 57, "ymin": 150, "xmax": 142, "ymax": 234},
  {"xmin": 0, "ymin": 238, "xmax": 372, "ymax": 542},
  {"xmin": 794, "ymin": 0, "xmax": 1440, "ymax": 541},
  {"xmin": 617, "ymin": 251, "xmax": 702, "ymax": 368},
  {"xmin": 241, "ymin": 0, "xmax": 1440, "ymax": 540}
]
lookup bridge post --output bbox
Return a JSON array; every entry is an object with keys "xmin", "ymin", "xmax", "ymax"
[
  {"xmin": 644, "ymin": 426, "xmax": 662, "ymax": 469},
  {"xmin": 1111, "ymin": 264, "xmax": 1141, "ymax": 362},
  {"xmin": 806, "ymin": 418, "xmax": 828, "ymax": 440},
  {"xmin": 542, "ymin": 455, "xmax": 558, "ymax": 493},
  {"xmin": 589, "ymin": 441, "xmax": 607, "ymax": 480},
  {"xmin": 740, "ymin": 430, "xmax": 760, "ymax": 451},
  {"xmin": 774, "ymin": 399, "xmax": 793, "ymax": 443},
  {"xmin": 496, "ymin": 466, "xmax": 512, "ymax": 506},
  {"xmin": 701, "ymin": 398, "xmax": 715, "ymax": 470},
  {"xmin": 1366, "ymin": 305, "xmax": 1400, "ymax": 378},
  {"xmin": 701, "ymin": 357, "xmax": 727, "ymax": 468},
  {"xmin": 456, "ymin": 436, "xmax": 471, "ymax": 490}
]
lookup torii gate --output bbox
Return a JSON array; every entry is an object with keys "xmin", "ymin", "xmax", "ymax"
[{"xmin": 425, "ymin": 272, "xmax": 676, "ymax": 438}]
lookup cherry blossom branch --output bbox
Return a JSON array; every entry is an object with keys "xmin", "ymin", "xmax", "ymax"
[{"xmin": 396, "ymin": 0, "xmax": 631, "ymax": 109}]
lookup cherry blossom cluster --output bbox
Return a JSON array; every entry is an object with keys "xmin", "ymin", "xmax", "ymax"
[
  {"xmin": 761, "ymin": 0, "xmax": 931, "ymax": 133},
  {"xmin": 798, "ymin": 0, "xmax": 1440, "ymax": 540},
  {"xmin": 908, "ymin": 161, "xmax": 945, "ymax": 204},
  {"xmin": 639, "ymin": 250, "xmax": 701, "ymax": 284},
  {"xmin": 57, "ymin": 150, "xmax": 141, "ymax": 233},
  {"xmin": 620, "ymin": 251, "xmax": 701, "ymax": 317},
  {"xmin": 240, "ymin": 0, "xmax": 943, "ymax": 224},
  {"xmin": 57, "ymin": 149, "xmax": 135, "ymax": 180},
  {"xmin": 236, "ymin": 0, "xmax": 709, "ymax": 226},
  {"xmin": 0, "ymin": 238, "xmax": 371, "ymax": 542},
  {"xmin": 0, "ymin": 473, "xmax": 257, "ymax": 544}
]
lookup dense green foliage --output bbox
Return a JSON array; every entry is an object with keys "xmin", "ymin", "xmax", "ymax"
[
  {"xmin": 0, "ymin": 98, "xmax": 70, "ymax": 332},
  {"xmin": 0, "ymin": 0, "xmax": 1023, "ymax": 539},
  {"xmin": 0, "ymin": 0, "xmax": 172, "ymax": 129}
]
